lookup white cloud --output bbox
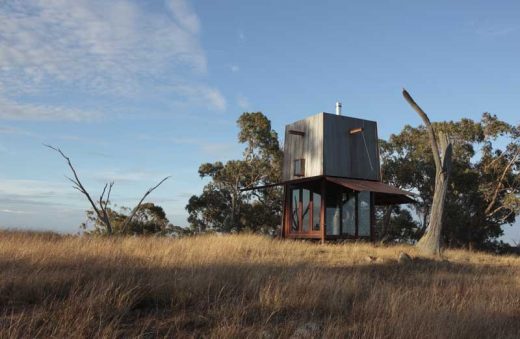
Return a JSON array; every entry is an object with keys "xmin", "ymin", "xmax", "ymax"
[
  {"xmin": 0, "ymin": 209, "xmax": 32, "ymax": 215},
  {"xmin": 166, "ymin": 0, "xmax": 200, "ymax": 34},
  {"xmin": 205, "ymin": 89, "xmax": 227, "ymax": 111},
  {"xmin": 470, "ymin": 18, "xmax": 519, "ymax": 37},
  {"xmin": 0, "ymin": 0, "xmax": 226, "ymax": 119},
  {"xmin": 0, "ymin": 126, "xmax": 34, "ymax": 136},
  {"xmin": 138, "ymin": 134, "xmax": 238, "ymax": 159},
  {"xmin": 89, "ymin": 169, "xmax": 167, "ymax": 183},
  {"xmin": 171, "ymin": 84, "xmax": 227, "ymax": 111},
  {"xmin": 230, "ymin": 65, "xmax": 240, "ymax": 73},
  {"xmin": 238, "ymin": 30, "xmax": 246, "ymax": 42},
  {"xmin": 0, "ymin": 96, "xmax": 100, "ymax": 121},
  {"xmin": 237, "ymin": 95, "xmax": 251, "ymax": 110},
  {"xmin": 0, "ymin": 0, "xmax": 206, "ymax": 95},
  {"xmin": 0, "ymin": 179, "xmax": 72, "ymax": 199}
]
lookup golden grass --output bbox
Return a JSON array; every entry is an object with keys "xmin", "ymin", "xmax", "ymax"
[{"xmin": 1, "ymin": 230, "xmax": 520, "ymax": 338}]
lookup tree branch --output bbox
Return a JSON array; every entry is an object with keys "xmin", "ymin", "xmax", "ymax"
[
  {"xmin": 402, "ymin": 89, "xmax": 443, "ymax": 173},
  {"xmin": 485, "ymin": 148, "xmax": 520, "ymax": 216},
  {"xmin": 120, "ymin": 176, "xmax": 171, "ymax": 233},
  {"xmin": 44, "ymin": 144, "xmax": 111, "ymax": 233}
]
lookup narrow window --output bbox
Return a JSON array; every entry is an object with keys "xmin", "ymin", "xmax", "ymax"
[
  {"xmin": 341, "ymin": 192, "xmax": 356, "ymax": 236},
  {"xmin": 357, "ymin": 191, "xmax": 371, "ymax": 237},
  {"xmin": 291, "ymin": 189, "xmax": 300, "ymax": 232},
  {"xmin": 312, "ymin": 191, "xmax": 321, "ymax": 231},
  {"xmin": 302, "ymin": 189, "xmax": 310, "ymax": 232},
  {"xmin": 326, "ymin": 192, "xmax": 341, "ymax": 236},
  {"xmin": 294, "ymin": 159, "xmax": 305, "ymax": 177}
]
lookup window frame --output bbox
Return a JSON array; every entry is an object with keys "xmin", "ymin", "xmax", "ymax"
[
  {"xmin": 293, "ymin": 159, "xmax": 305, "ymax": 177},
  {"xmin": 289, "ymin": 187, "xmax": 321, "ymax": 234}
]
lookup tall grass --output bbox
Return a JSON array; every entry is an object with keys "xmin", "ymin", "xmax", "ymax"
[{"xmin": 1, "ymin": 230, "xmax": 519, "ymax": 338}]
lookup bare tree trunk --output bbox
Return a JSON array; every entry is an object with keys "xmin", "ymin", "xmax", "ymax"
[
  {"xmin": 381, "ymin": 206, "xmax": 392, "ymax": 240},
  {"xmin": 403, "ymin": 90, "xmax": 453, "ymax": 257},
  {"xmin": 416, "ymin": 144, "xmax": 451, "ymax": 256}
]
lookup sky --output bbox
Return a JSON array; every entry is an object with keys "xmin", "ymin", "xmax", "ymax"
[{"xmin": 0, "ymin": 0, "xmax": 518, "ymax": 242}]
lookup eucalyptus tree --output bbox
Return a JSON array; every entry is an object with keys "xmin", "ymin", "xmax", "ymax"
[
  {"xmin": 186, "ymin": 112, "xmax": 283, "ymax": 233},
  {"xmin": 381, "ymin": 94, "xmax": 519, "ymax": 251}
]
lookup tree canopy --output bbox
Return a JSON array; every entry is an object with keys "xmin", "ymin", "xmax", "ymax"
[
  {"xmin": 82, "ymin": 202, "xmax": 188, "ymax": 236},
  {"xmin": 186, "ymin": 112, "xmax": 283, "ymax": 233},
  {"xmin": 380, "ymin": 113, "xmax": 519, "ymax": 250}
]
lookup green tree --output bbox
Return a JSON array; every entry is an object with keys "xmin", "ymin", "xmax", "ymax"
[
  {"xmin": 186, "ymin": 112, "xmax": 283, "ymax": 233},
  {"xmin": 380, "ymin": 113, "xmax": 519, "ymax": 250},
  {"xmin": 376, "ymin": 205, "xmax": 420, "ymax": 243},
  {"xmin": 82, "ymin": 203, "xmax": 187, "ymax": 236}
]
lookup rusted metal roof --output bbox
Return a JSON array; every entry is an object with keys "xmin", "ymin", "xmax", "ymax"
[
  {"xmin": 240, "ymin": 175, "xmax": 416, "ymax": 205},
  {"xmin": 325, "ymin": 177, "xmax": 416, "ymax": 205},
  {"xmin": 325, "ymin": 177, "xmax": 412, "ymax": 196}
]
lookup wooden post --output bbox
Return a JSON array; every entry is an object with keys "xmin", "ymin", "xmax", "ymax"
[
  {"xmin": 320, "ymin": 179, "xmax": 326, "ymax": 244},
  {"xmin": 281, "ymin": 184, "xmax": 287, "ymax": 238},
  {"xmin": 355, "ymin": 192, "xmax": 359, "ymax": 238}
]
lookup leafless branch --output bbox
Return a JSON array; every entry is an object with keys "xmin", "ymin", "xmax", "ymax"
[
  {"xmin": 46, "ymin": 144, "xmax": 170, "ymax": 236},
  {"xmin": 485, "ymin": 148, "xmax": 520, "ymax": 216},
  {"xmin": 120, "ymin": 176, "xmax": 171, "ymax": 232},
  {"xmin": 45, "ymin": 144, "xmax": 113, "ymax": 234}
]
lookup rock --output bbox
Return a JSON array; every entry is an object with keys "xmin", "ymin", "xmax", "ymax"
[
  {"xmin": 365, "ymin": 255, "xmax": 385, "ymax": 264},
  {"xmin": 365, "ymin": 255, "xmax": 378, "ymax": 263},
  {"xmin": 259, "ymin": 330, "xmax": 275, "ymax": 339},
  {"xmin": 398, "ymin": 252, "xmax": 412, "ymax": 264},
  {"xmin": 290, "ymin": 322, "xmax": 321, "ymax": 339}
]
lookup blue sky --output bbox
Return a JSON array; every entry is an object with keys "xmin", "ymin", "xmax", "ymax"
[{"xmin": 0, "ymin": 0, "xmax": 518, "ymax": 242}]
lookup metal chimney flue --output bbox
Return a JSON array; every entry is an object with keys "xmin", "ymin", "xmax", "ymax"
[{"xmin": 336, "ymin": 101, "xmax": 342, "ymax": 115}]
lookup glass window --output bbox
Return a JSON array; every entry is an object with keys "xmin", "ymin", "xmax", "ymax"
[
  {"xmin": 291, "ymin": 189, "xmax": 299, "ymax": 232},
  {"xmin": 294, "ymin": 159, "xmax": 305, "ymax": 176},
  {"xmin": 358, "ymin": 191, "xmax": 371, "ymax": 237},
  {"xmin": 312, "ymin": 192, "xmax": 321, "ymax": 231},
  {"xmin": 326, "ymin": 193, "xmax": 341, "ymax": 235},
  {"xmin": 341, "ymin": 192, "xmax": 356, "ymax": 235},
  {"xmin": 302, "ymin": 189, "xmax": 310, "ymax": 232}
]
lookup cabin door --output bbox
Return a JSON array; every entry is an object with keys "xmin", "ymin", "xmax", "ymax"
[{"xmin": 288, "ymin": 186, "xmax": 321, "ymax": 237}]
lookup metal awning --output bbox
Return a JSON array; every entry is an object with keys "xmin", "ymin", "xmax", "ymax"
[
  {"xmin": 325, "ymin": 177, "xmax": 416, "ymax": 205},
  {"xmin": 240, "ymin": 175, "xmax": 416, "ymax": 205}
]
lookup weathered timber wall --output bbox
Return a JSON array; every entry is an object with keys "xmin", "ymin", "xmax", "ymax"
[{"xmin": 282, "ymin": 113, "xmax": 323, "ymax": 181}]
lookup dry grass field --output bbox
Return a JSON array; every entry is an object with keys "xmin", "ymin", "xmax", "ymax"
[{"xmin": 1, "ymin": 230, "xmax": 520, "ymax": 338}]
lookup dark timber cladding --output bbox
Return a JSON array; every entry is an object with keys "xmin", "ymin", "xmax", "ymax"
[
  {"xmin": 323, "ymin": 113, "xmax": 380, "ymax": 181},
  {"xmin": 279, "ymin": 109, "xmax": 413, "ymax": 242}
]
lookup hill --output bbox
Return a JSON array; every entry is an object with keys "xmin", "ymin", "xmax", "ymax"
[{"xmin": 1, "ymin": 231, "xmax": 519, "ymax": 338}]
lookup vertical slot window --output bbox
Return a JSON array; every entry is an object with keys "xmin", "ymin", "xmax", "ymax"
[
  {"xmin": 291, "ymin": 189, "xmax": 300, "ymax": 232},
  {"xmin": 302, "ymin": 189, "xmax": 310, "ymax": 232},
  {"xmin": 326, "ymin": 192, "xmax": 341, "ymax": 236},
  {"xmin": 312, "ymin": 192, "xmax": 321, "ymax": 231},
  {"xmin": 357, "ymin": 191, "xmax": 371, "ymax": 236},
  {"xmin": 294, "ymin": 159, "xmax": 305, "ymax": 177},
  {"xmin": 341, "ymin": 192, "xmax": 356, "ymax": 235}
]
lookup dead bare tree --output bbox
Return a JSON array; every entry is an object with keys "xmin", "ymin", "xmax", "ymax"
[
  {"xmin": 45, "ymin": 144, "xmax": 170, "ymax": 235},
  {"xmin": 402, "ymin": 89, "xmax": 453, "ymax": 256}
]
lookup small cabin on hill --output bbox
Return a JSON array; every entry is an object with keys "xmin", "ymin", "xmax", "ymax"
[
  {"xmin": 244, "ymin": 103, "xmax": 414, "ymax": 242},
  {"xmin": 280, "ymin": 103, "xmax": 414, "ymax": 242}
]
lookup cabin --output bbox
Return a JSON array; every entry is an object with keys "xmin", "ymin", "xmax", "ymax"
[{"xmin": 280, "ymin": 103, "xmax": 414, "ymax": 242}]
